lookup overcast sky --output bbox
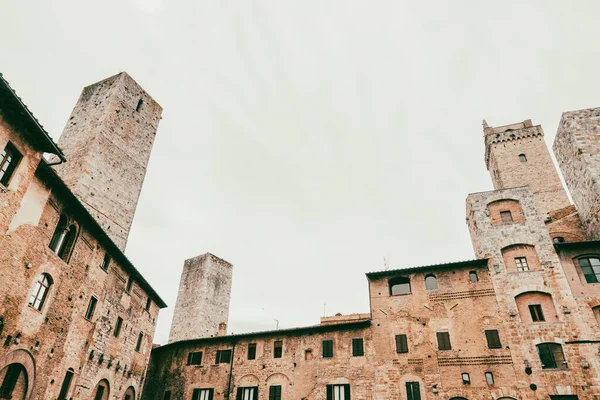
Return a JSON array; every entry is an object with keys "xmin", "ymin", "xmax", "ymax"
[{"xmin": 2, "ymin": 1, "xmax": 600, "ymax": 344}]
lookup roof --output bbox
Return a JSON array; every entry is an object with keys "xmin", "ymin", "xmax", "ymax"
[
  {"xmin": 554, "ymin": 240, "xmax": 600, "ymax": 250},
  {"xmin": 153, "ymin": 319, "xmax": 371, "ymax": 351},
  {"xmin": 366, "ymin": 258, "xmax": 489, "ymax": 279},
  {"xmin": 36, "ymin": 159, "xmax": 167, "ymax": 309},
  {"xmin": 0, "ymin": 73, "xmax": 65, "ymax": 160}
]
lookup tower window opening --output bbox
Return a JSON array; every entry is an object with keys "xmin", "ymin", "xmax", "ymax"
[
  {"xmin": 519, "ymin": 154, "xmax": 527, "ymax": 162},
  {"xmin": 469, "ymin": 271, "xmax": 479, "ymax": 283},
  {"xmin": 515, "ymin": 257, "xmax": 529, "ymax": 271},
  {"xmin": 389, "ymin": 277, "xmax": 411, "ymax": 296},
  {"xmin": 136, "ymin": 99, "xmax": 143, "ymax": 112},
  {"xmin": 500, "ymin": 210, "xmax": 513, "ymax": 224},
  {"xmin": 529, "ymin": 304, "xmax": 545, "ymax": 322},
  {"xmin": 553, "ymin": 237, "xmax": 565, "ymax": 244}
]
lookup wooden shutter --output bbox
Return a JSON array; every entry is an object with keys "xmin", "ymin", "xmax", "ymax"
[
  {"xmin": 352, "ymin": 338, "xmax": 364, "ymax": 356},
  {"xmin": 436, "ymin": 332, "xmax": 451, "ymax": 350},
  {"xmin": 396, "ymin": 334, "xmax": 408, "ymax": 353},
  {"xmin": 216, "ymin": 350, "xmax": 221, "ymax": 364},
  {"xmin": 236, "ymin": 387, "xmax": 243, "ymax": 400},
  {"xmin": 406, "ymin": 382, "xmax": 421, "ymax": 400},
  {"xmin": 192, "ymin": 389, "xmax": 199, "ymax": 400},
  {"xmin": 343, "ymin": 384, "xmax": 351, "ymax": 400},
  {"xmin": 326, "ymin": 384, "xmax": 333, "ymax": 400},
  {"xmin": 269, "ymin": 385, "xmax": 282, "ymax": 400},
  {"xmin": 485, "ymin": 330, "xmax": 502, "ymax": 349},
  {"xmin": 252, "ymin": 386, "xmax": 259, "ymax": 400},
  {"xmin": 58, "ymin": 370, "xmax": 74, "ymax": 400},
  {"xmin": 323, "ymin": 340, "xmax": 333, "ymax": 357},
  {"xmin": 187, "ymin": 352, "xmax": 193, "ymax": 365},
  {"xmin": 208, "ymin": 388, "xmax": 214, "ymax": 400}
]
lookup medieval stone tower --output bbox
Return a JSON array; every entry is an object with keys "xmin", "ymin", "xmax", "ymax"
[
  {"xmin": 168, "ymin": 253, "xmax": 233, "ymax": 343},
  {"xmin": 55, "ymin": 72, "xmax": 162, "ymax": 250},
  {"xmin": 483, "ymin": 119, "xmax": 570, "ymax": 217}
]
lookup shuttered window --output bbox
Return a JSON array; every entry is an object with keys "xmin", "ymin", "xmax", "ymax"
[
  {"xmin": 485, "ymin": 330, "xmax": 502, "ymax": 349},
  {"xmin": 326, "ymin": 384, "xmax": 351, "ymax": 400},
  {"xmin": 537, "ymin": 343, "xmax": 567, "ymax": 369},
  {"xmin": 247, "ymin": 343, "xmax": 256, "ymax": 360},
  {"xmin": 216, "ymin": 349, "xmax": 232, "ymax": 364},
  {"xmin": 395, "ymin": 334, "xmax": 408, "ymax": 353},
  {"xmin": 406, "ymin": 382, "xmax": 421, "ymax": 400},
  {"xmin": 436, "ymin": 332, "xmax": 451, "ymax": 350},
  {"xmin": 274, "ymin": 340, "xmax": 283, "ymax": 358},
  {"xmin": 352, "ymin": 338, "xmax": 364, "ymax": 356},
  {"xmin": 236, "ymin": 386, "xmax": 258, "ymax": 400},
  {"xmin": 269, "ymin": 385, "xmax": 282, "ymax": 400},
  {"xmin": 192, "ymin": 388, "xmax": 214, "ymax": 400},
  {"xmin": 187, "ymin": 351, "xmax": 203, "ymax": 365},
  {"xmin": 322, "ymin": 340, "xmax": 334, "ymax": 358},
  {"xmin": 58, "ymin": 369, "xmax": 74, "ymax": 400}
]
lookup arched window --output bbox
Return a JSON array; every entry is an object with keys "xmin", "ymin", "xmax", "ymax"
[
  {"xmin": 424, "ymin": 274, "xmax": 438, "ymax": 291},
  {"xmin": 592, "ymin": 306, "xmax": 600, "ymax": 327},
  {"xmin": 536, "ymin": 343, "xmax": 567, "ymax": 369},
  {"xmin": 577, "ymin": 257, "xmax": 600, "ymax": 283},
  {"xmin": 501, "ymin": 244, "xmax": 540, "ymax": 272},
  {"xmin": 519, "ymin": 154, "xmax": 527, "ymax": 162},
  {"xmin": 553, "ymin": 237, "xmax": 565, "ymax": 244},
  {"xmin": 469, "ymin": 271, "xmax": 478, "ymax": 283},
  {"xmin": 49, "ymin": 215, "xmax": 78, "ymax": 263},
  {"xmin": 0, "ymin": 363, "xmax": 28, "ymax": 399},
  {"xmin": 123, "ymin": 386, "xmax": 135, "ymax": 400},
  {"xmin": 389, "ymin": 277, "xmax": 411, "ymax": 296},
  {"xmin": 29, "ymin": 273, "xmax": 52, "ymax": 311},
  {"xmin": 93, "ymin": 379, "xmax": 110, "ymax": 400},
  {"xmin": 58, "ymin": 368, "xmax": 75, "ymax": 400},
  {"xmin": 515, "ymin": 291, "xmax": 558, "ymax": 323}
]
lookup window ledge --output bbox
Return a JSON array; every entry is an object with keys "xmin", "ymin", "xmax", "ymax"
[{"xmin": 0, "ymin": 183, "xmax": 8, "ymax": 193}]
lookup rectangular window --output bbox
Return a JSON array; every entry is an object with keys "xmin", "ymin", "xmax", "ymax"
[
  {"xmin": 114, "ymin": 317, "xmax": 123, "ymax": 337},
  {"xmin": 274, "ymin": 340, "xmax": 283, "ymax": 358},
  {"xmin": 0, "ymin": 142, "xmax": 22, "ymax": 187},
  {"xmin": 58, "ymin": 369, "xmax": 74, "ymax": 400},
  {"xmin": 436, "ymin": 332, "xmax": 451, "ymax": 350},
  {"xmin": 126, "ymin": 277, "xmax": 134, "ymax": 293},
  {"xmin": 247, "ymin": 343, "xmax": 256, "ymax": 360},
  {"xmin": 406, "ymin": 382, "xmax": 421, "ymax": 400},
  {"xmin": 0, "ymin": 364, "xmax": 21, "ymax": 398},
  {"xmin": 469, "ymin": 271, "xmax": 479, "ymax": 283},
  {"xmin": 352, "ymin": 338, "xmax": 364, "ymax": 356},
  {"xmin": 146, "ymin": 297, "xmax": 152, "ymax": 311},
  {"xmin": 163, "ymin": 391, "xmax": 172, "ymax": 400},
  {"xmin": 193, "ymin": 388, "xmax": 214, "ymax": 400},
  {"xmin": 100, "ymin": 253, "xmax": 111, "ymax": 271},
  {"xmin": 135, "ymin": 332, "xmax": 143, "ymax": 352},
  {"xmin": 395, "ymin": 334, "xmax": 408, "ymax": 353},
  {"xmin": 500, "ymin": 210, "xmax": 513, "ymax": 224},
  {"xmin": 485, "ymin": 372, "xmax": 494, "ymax": 385},
  {"xmin": 216, "ymin": 349, "xmax": 232, "ymax": 364},
  {"xmin": 322, "ymin": 340, "xmax": 334, "ymax": 358},
  {"xmin": 485, "ymin": 330, "xmax": 502, "ymax": 349},
  {"xmin": 579, "ymin": 257, "xmax": 600, "ymax": 283},
  {"xmin": 515, "ymin": 257, "xmax": 529, "ymax": 271},
  {"xmin": 529, "ymin": 304, "xmax": 545, "ymax": 322},
  {"xmin": 269, "ymin": 385, "xmax": 282, "ymax": 400},
  {"xmin": 187, "ymin": 351, "xmax": 203, "ymax": 365},
  {"xmin": 85, "ymin": 296, "xmax": 97, "ymax": 320},
  {"xmin": 461, "ymin": 372, "xmax": 470, "ymax": 384},
  {"xmin": 236, "ymin": 386, "xmax": 258, "ymax": 400},
  {"xmin": 326, "ymin": 384, "xmax": 350, "ymax": 400},
  {"xmin": 537, "ymin": 343, "xmax": 567, "ymax": 369}
]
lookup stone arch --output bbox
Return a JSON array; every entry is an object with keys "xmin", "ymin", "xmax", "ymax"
[
  {"xmin": 0, "ymin": 349, "xmax": 36, "ymax": 400},
  {"xmin": 497, "ymin": 397, "xmax": 518, "ymax": 400},
  {"xmin": 266, "ymin": 373, "xmax": 290, "ymax": 385},
  {"xmin": 237, "ymin": 374, "xmax": 260, "ymax": 387},
  {"xmin": 424, "ymin": 274, "xmax": 438, "ymax": 290},
  {"xmin": 123, "ymin": 386, "xmax": 135, "ymax": 399},
  {"xmin": 487, "ymin": 199, "xmax": 525, "ymax": 224},
  {"xmin": 92, "ymin": 379, "xmax": 110, "ymax": 400},
  {"xmin": 501, "ymin": 244, "xmax": 540, "ymax": 272},
  {"xmin": 515, "ymin": 291, "xmax": 558, "ymax": 323}
]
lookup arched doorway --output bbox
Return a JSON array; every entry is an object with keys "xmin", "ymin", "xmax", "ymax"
[
  {"xmin": 0, "ymin": 363, "xmax": 28, "ymax": 400},
  {"xmin": 124, "ymin": 386, "xmax": 135, "ymax": 400},
  {"xmin": 92, "ymin": 379, "xmax": 110, "ymax": 400}
]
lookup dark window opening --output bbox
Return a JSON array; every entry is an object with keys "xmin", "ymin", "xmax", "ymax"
[
  {"xmin": 326, "ymin": 384, "xmax": 350, "ymax": 400},
  {"xmin": 395, "ymin": 334, "xmax": 408, "ymax": 353},
  {"xmin": 187, "ymin": 351, "xmax": 203, "ymax": 366},
  {"xmin": 114, "ymin": 317, "xmax": 123, "ymax": 337},
  {"xmin": 500, "ymin": 210, "xmax": 513, "ymax": 224},
  {"xmin": 537, "ymin": 343, "xmax": 567, "ymax": 369},
  {"xmin": 136, "ymin": 99, "xmax": 143, "ymax": 112},
  {"xmin": 58, "ymin": 368, "xmax": 74, "ymax": 400},
  {"xmin": 0, "ymin": 142, "xmax": 22, "ymax": 187},
  {"xmin": 529, "ymin": 304, "xmax": 545, "ymax": 322},
  {"xmin": 469, "ymin": 271, "xmax": 478, "ymax": 283},
  {"xmin": 269, "ymin": 385, "xmax": 282, "ymax": 400},
  {"xmin": 49, "ymin": 215, "xmax": 78, "ymax": 263},
  {"xmin": 163, "ymin": 391, "xmax": 172, "ymax": 400},
  {"xmin": 485, "ymin": 372, "xmax": 494, "ymax": 385},
  {"xmin": 436, "ymin": 332, "xmax": 451, "ymax": 350},
  {"xmin": 192, "ymin": 388, "xmax": 214, "ymax": 400},
  {"xmin": 406, "ymin": 382, "xmax": 421, "ymax": 400},
  {"xmin": 578, "ymin": 257, "xmax": 600, "ymax": 283},
  {"xmin": 389, "ymin": 276, "xmax": 411, "ymax": 295},
  {"xmin": 100, "ymin": 253, "xmax": 111, "ymax": 271},
  {"xmin": 135, "ymin": 332, "xmax": 143, "ymax": 352},
  {"xmin": 0, "ymin": 364, "xmax": 25, "ymax": 399},
  {"xmin": 145, "ymin": 297, "xmax": 152, "ymax": 311},
  {"xmin": 461, "ymin": 373, "xmax": 470, "ymax": 384},
  {"xmin": 515, "ymin": 257, "xmax": 529, "ymax": 271},
  {"xmin": 322, "ymin": 340, "xmax": 333, "ymax": 358},
  {"xmin": 93, "ymin": 384, "xmax": 106, "ymax": 400},
  {"xmin": 85, "ymin": 296, "xmax": 97, "ymax": 320},
  {"xmin": 216, "ymin": 349, "xmax": 232, "ymax": 364},
  {"xmin": 485, "ymin": 329, "xmax": 502, "ymax": 349},
  {"xmin": 29, "ymin": 273, "xmax": 52, "ymax": 311},
  {"xmin": 247, "ymin": 343, "xmax": 256, "ymax": 360},
  {"xmin": 352, "ymin": 338, "xmax": 364, "ymax": 356},
  {"xmin": 553, "ymin": 237, "xmax": 565, "ymax": 244},
  {"xmin": 424, "ymin": 274, "xmax": 438, "ymax": 291},
  {"xmin": 126, "ymin": 277, "xmax": 134, "ymax": 293},
  {"xmin": 519, "ymin": 154, "xmax": 527, "ymax": 162},
  {"xmin": 274, "ymin": 340, "xmax": 283, "ymax": 358},
  {"xmin": 236, "ymin": 386, "xmax": 258, "ymax": 400}
]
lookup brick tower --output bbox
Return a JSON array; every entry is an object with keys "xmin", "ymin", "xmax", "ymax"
[
  {"xmin": 54, "ymin": 72, "xmax": 162, "ymax": 250},
  {"xmin": 483, "ymin": 119, "xmax": 570, "ymax": 217},
  {"xmin": 554, "ymin": 107, "xmax": 600, "ymax": 240},
  {"xmin": 168, "ymin": 253, "xmax": 233, "ymax": 343}
]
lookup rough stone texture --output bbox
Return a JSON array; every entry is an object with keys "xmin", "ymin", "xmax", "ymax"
[
  {"xmin": 484, "ymin": 120, "xmax": 570, "ymax": 217},
  {"xmin": 169, "ymin": 253, "xmax": 233, "ymax": 343},
  {"xmin": 546, "ymin": 205, "xmax": 585, "ymax": 243},
  {"xmin": 554, "ymin": 108, "xmax": 600, "ymax": 240},
  {"xmin": 54, "ymin": 72, "xmax": 162, "ymax": 251}
]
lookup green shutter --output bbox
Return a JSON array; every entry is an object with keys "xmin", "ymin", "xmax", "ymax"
[
  {"xmin": 343, "ymin": 384, "xmax": 351, "ymax": 400},
  {"xmin": 208, "ymin": 388, "xmax": 214, "ymax": 400},
  {"xmin": 396, "ymin": 334, "xmax": 408, "ymax": 353},
  {"xmin": 326, "ymin": 385, "xmax": 333, "ymax": 400},
  {"xmin": 252, "ymin": 386, "xmax": 259, "ymax": 400},
  {"xmin": 236, "ymin": 387, "xmax": 243, "ymax": 400}
]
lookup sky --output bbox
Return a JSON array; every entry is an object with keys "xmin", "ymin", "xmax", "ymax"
[{"xmin": 2, "ymin": 1, "xmax": 600, "ymax": 344}]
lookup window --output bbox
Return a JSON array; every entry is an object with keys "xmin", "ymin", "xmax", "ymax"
[
  {"xmin": 85, "ymin": 296, "xmax": 98, "ymax": 320},
  {"xmin": 485, "ymin": 372, "xmax": 494, "ymax": 385},
  {"xmin": 126, "ymin": 277, "xmax": 134, "ymax": 293},
  {"xmin": 216, "ymin": 349, "xmax": 232, "ymax": 364},
  {"xmin": 187, "ymin": 351, "xmax": 203, "ymax": 365},
  {"xmin": 537, "ymin": 343, "xmax": 567, "ymax": 369},
  {"xmin": 92, "ymin": 380, "xmax": 109, "ymax": 400},
  {"xmin": 406, "ymin": 382, "xmax": 421, "ymax": 400},
  {"xmin": 269, "ymin": 385, "xmax": 282, "ymax": 400},
  {"xmin": 322, "ymin": 340, "xmax": 333, "ymax": 358},
  {"xmin": 163, "ymin": 391, "xmax": 172, "ymax": 400},
  {"xmin": 49, "ymin": 215, "xmax": 78, "ymax": 262},
  {"xmin": 529, "ymin": 304, "xmax": 545, "ymax": 322},
  {"xmin": 469, "ymin": 271, "xmax": 478, "ymax": 283},
  {"xmin": 247, "ymin": 343, "xmax": 256, "ymax": 360},
  {"xmin": 389, "ymin": 277, "xmax": 411, "ymax": 295},
  {"xmin": 114, "ymin": 317, "xmax": 123, "ymax": 337},
  {"xmin": 352, "ymin": 338, "xmax": 364, "ymax": 356},
  {"xmin": 136, "ymin": 99, "xmax": 144, "ymax": 112},
  {"xmin": 145, "ymin": 297, "xmax": 152, "ymax": 311},
  {"xmin": 500, "ymin": 210, "xmax": 513, "ymax": 224},
  {"xmin": 485, "ymin": 330, "xmax": 502, "ymax": 349},
  {"xmin": 236, "ymin": 386, "xmax": 258, "ymax": 400},
  {"xmin": 553, "ymin": 237, "xmax": 565, "ymax": 244},
  {"xmin": 593, "ymin": 306, "xmax": 600, "ymax": 327},
  {"xmin": 578, "ymin": 257, "xmax": 600, "ymax": 283},
  {"xmin": 135, "ymin": 332, "xmax": 143, "ymax": 352},
  {"xmin": 395, "ymin": 334, "xmax": 408, "ymax": 353},
  {"xmin": 94, "ymin": 386, "xmax": 105, "ymax": 400},
  {"xmin": 424, "ymin": 274, "xmax": 438, "ymax": 290},
  {"xmin": 0, "ymin": 142, "xmax": 22, "ymax": 187},
  {"xmin": 326, "ymin": 384, "xmax": 350, "ymax": 400},
  {"xmin": 461, "ymin": 373, "xmax": 470, "ymax": 384},
  {"xmin": 100, "ymin": 253, "xmax": 111, "ymax": 271},
  {"xmin": 29, "ymin": 273, "xmax": 52, "ymax": 311},
  {"xmin": 58, "ymin": 369, "xmax": 74, "ymax": 400},
  {"xmin": 0, "ymin": 364, "xmax": 25, "ymax": 399},
  {"xmin": 436, "ymin": 332, "xmax": 451, "ymax": 350},
  {"xmin": 274, "ymin": 340, "xmax": 283, "ymax": 358},
  {"xmin": 519, "ymin": 154, "xmax": 527, "ymax": 162},
  {"xmin": 193, "ymin": 388, "xmax": 214, "ymax": 400},
  {"xmin": 515, "ymin": 257, "xmax": 529, "ymax": 271}
]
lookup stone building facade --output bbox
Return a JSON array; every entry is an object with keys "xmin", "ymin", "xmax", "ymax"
[
  {"xmin": 143, "ymin": 116, "xmax": 600, "ymax": 400},
  {"xmin": 0, "ymin": 72, "xmax": 166, "ymax": 399}
]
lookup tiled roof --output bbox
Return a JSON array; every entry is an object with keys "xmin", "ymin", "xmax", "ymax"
[{"xmin": 366, "ymin": 258, "xmax": 489, "ymax": 279}]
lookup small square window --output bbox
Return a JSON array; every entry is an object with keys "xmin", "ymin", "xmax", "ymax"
[
  {"xmin": 187, "ymin": 351, "xmax": 203, "ymax": 366},
  {"xmin": 247, "ymin": 343, "xmax": 256, "ymax": 360},
  {"xmin": 322, "ymin": 340, "xmax": 334, "ymax": 358},
  {"xmin": 515, "ymin": 257, "xmax": 529, "ymax": 272},
  {"xmin": 500, "ymin": 210, "xmax": 513, "ymax": 224},
  {"xmin": 100, "ymin": 253, "xmax": 111, "ymax": 271},
  {"xmin": 485, "ymin": 372, "xmax": 494, "ymax": 385},
  {"xmin": 529, "ymin": 304, "xmax": 545, "ymax": 322},
  {"xmin": 519, "ymin": 154, "xmax": 527, "ymax": 162}
]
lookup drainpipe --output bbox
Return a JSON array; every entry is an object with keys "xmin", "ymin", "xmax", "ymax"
[{"xmin": 226, "ymin": 340, "xmax": 236, "ymax": 399}]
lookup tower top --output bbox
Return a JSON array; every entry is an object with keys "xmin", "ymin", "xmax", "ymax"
[{"xmin": 483, "ymin": 119, "xmax": 540, "ymax": 169}]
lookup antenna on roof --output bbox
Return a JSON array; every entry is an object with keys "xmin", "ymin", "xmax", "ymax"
[
  {"xmin": 384, "ymin": 256, "xmax": 389, "ymax": 271},
  {"xmin": 323, "ymin": 302, "xmax": 326, "ymax": 317},
  {"xmin": 273, "ymin": 318, "xmax": 279, "ymax": 330}
]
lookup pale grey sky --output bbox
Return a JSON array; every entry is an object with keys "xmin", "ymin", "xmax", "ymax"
[{"xmin": 2, "ymin": 1, "xmax": 599, "ymax": 344}]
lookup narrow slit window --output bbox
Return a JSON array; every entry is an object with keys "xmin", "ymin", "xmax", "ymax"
[
  {"xmin": 273, "ymin": 340, "xmax": 283, "ymax": 358},
  {"xmin": 247, "ymin": 343, "xmax": 256, "ymax": 360},
  {"xmin": 114, "ymin": 316, "xmax": 123, "ymax": 337},
  {"xmin": 135, "ymin": 332, "xmax": 143, "ymax": 352},
  {"xmin": 395, "ymin": 334, "xmax": 408, "ymax": 353},
  {"xmin": 100, "ymin": 253, "xmax": 111, "ymax": 271},
  {"xmin": 58, "ymin": 368, "xmax": 74, "ymax": 400},
  {"xmin": 145, "ymin": 297, "xmax": 152, "ymax": 311},
  {"xmin": 529, "ymin": 304, "xmax": 545, "ymax": 322},
  {"xmin": 0, "ymin": 142, "xmax": 22, "ymax": 187},
  {"xmin": 136, "ymin": 99, "xmax": 143, "ymax": 112},
  {"xmin": 85, "ymin": 296, "xmax": 97, "ymax": 320},
  {"xmin": 126, "ymin": 277, "xmax": 134, "ymax": 293}
]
